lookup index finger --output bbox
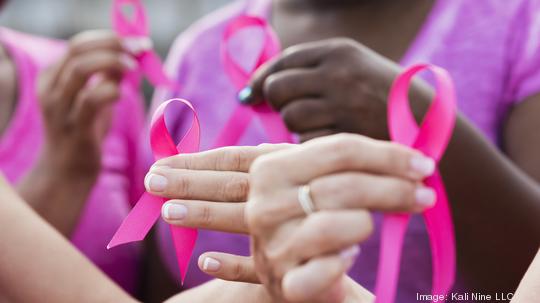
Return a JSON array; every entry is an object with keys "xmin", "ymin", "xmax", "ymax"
[{"xmin": 154, "ymin": 143, "xmax": 293, "ymax": 172}]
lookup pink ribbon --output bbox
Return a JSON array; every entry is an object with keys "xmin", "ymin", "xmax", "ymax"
[
  {"xmin": 112, "ymin": 0, "xmax": 174, "ymax": 88},
  {"xmin": 374, "ymin": 64, "xmax": 457, "ymax": 302},
  {"xmin": 216, "ymin": 15, "xmax": 292, "ymax": 147},
  {"xmin": 107, "ymin": 98, "xmax": 200, "ymax": 282}
]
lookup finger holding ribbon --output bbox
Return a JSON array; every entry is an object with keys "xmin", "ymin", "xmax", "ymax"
[
  {"xmin": 148, "ymin": 144, "xmax": 292, "ymax": 234},
  {"xmin": 241, "ymin": 133, "xmax": 436, "ymax": 302}
]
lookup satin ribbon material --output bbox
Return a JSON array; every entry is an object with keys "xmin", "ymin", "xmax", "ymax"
[
  {"xmin": 374, "ymin": 64, "xmax": 457, "ymax": 303},
  {"xmin": 216, "ymin": 15, "xmax": 292, "ymax": 147},
  {"xmin": 107, "ymin": 99, "xmax": 200, "ymax": 282},
  {"xmin": 112, "ymin": 0, "xmax": 174, "ymax": 88}
]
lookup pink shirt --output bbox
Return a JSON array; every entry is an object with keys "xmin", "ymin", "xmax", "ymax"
[
  {"xmin": 0, "ymin": 28, "xmax": 145, "ymax": 293},
  {"xmin": 153, "ymin": 0, "xmax": 540, "ymax": 301}
]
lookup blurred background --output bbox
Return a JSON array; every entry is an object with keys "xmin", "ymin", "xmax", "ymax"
[
  {"xmin": 0, "ymin": 0, "xmax": 232, "ymax": 56},
  {"xmin": 0, "ymin": 0, "xmax": 233, "ymax": 101}
]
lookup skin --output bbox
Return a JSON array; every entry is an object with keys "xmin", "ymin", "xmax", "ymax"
[
  {"xmin": 0, "ymin": 174, "xmax": 275, "ymax": 303},
  {"xmin": 149, "ymin": 134, "xmax": 436, "ymax": 302},
  {"xmin": 512, "ymin": 249, "xmax": 540, "ymax": 302},
  {"xmin": 235, "ymin": 0, "xmax": 540, "ymax": 294},
  {"xmin": 246, "ymin": 134, "xmax": 434, "ymax": 302},
  {"xmin": 11, "ymin": 30, "xmax": 139, "ymax": 236},
  {"xmin": 0, "ymin": 174, "xmax": 137, "ymax": 303}
]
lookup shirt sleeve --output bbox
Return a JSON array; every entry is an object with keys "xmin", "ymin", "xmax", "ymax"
[{"xmin": 505, "ymin": 0, "xmax": 540, "ymax": 104}]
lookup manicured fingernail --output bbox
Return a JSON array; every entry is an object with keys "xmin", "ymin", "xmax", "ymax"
[
  {"xmin": 120, "ymin": 54, "xmax": 137, "ymax": 70},
  {"xmin": 162, "ymin": 203, "xmax": 187, "ymax": 220},
  {"xmin": 340, "ymin": 245, "xmax": 360, "ymax": 260},
  {"xmin": 202, "ymin": 257, "xmax": 221, "ymax": 272},
  {"xmin": 340, "ymin": 245, "xmax": 360, "ymax": 271},
  {"xmin": 410, "ymin": 155, "xmax": 436, "ymax": 177},
  {"xmin": 416, "ymin": 186, "xmax": 436, "ymax": 207},
  {"xmin": 122, "ymin": 37, "xmax": 153, "ymax": 55},
  {"xmin": 144, "ymin": 173, "xmax": 167, "ymax": 192},
  {"xmin": 237, "ymin": 86, "xmax": 253, "ymax": 104}
]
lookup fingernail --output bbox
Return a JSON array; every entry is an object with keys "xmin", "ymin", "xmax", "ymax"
[
  {"xmin": 162, "ymin": 203, "xmax": 187, "ymax": 220},
  {"xmin": 415, "ymin": 186, "xmax": 436, "ymax": 207},
  {"xmin": 340, "ymin": 245, "xmax": 361, "ymax": 272},
  {"xmin": 202, "ymin": 257, "xmax": 221, "ymax": 272},
  {"xmin": 340, "ymin": 245, "xmax": 360, "ymax": 260},
  {"xmin": 144, "ymin": 173, "xmax": 167, "ymax": 192},
  {"xmin": 120, "ymin": 54, "xmax": 138, "ymax": 70},
  {"xmin": 237, "ymin": 86, "xmax": 253, "ymax": 104},
  {"xmin": 410, "ymin": 155, "xmax": 436, "ymax": 177},
  {"xmin": 122, "ymin": 37, "xmax": 153, "ymax": 55}
]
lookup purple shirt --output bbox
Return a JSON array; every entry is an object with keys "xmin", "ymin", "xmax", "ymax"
[
  {"xmin": 152, "ymin": 0, "xmax": 540, "ymax": 300},
  {"xmin": 0, "ymin": 28, "xmax": 145, "ymax": 293}
]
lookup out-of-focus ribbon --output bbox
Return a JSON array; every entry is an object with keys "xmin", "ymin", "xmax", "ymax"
[
  {"xmin": 107, "ymin": 99, "xmax": 200, "ymax": 283},
  {"xmin": 216, "ymin": 15, "xmax": 292, "ymax": 147},
  {"xmin": 112, "ymin": 0, "xmax": 174, "ymax": 88},
  {"xmin": 374, "ymin": 64, "xmax": 457, "ymax": 303}
]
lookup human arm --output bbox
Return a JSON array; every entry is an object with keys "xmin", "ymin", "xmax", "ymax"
[
  {"xmin": 0, "ymin": 174, "xmax": 138, "ymax": 303},
  {"xmin": 16, "ymin": 30, "xmax": 142, "ymax": 236}
]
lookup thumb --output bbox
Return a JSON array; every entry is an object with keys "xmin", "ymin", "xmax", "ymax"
[{"xmin": 198, "ymin": 252, "xmax": 260, "ymax": 284}]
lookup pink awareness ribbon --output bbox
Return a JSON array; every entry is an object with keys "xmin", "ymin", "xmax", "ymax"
[
  {"xmin": 107, "ymin": 98, "xmax": 200, "ymax": 282},
  {"xmin": 374, "ymin": 64, "xmax": 457, "ymax": 303},
  {"xmin": 112, "ymin": 0, "xmax": 174, "ymax": 88},
  {"xmin": 216, "ymin": 15, "xmax": 293, "ymax": 147}
]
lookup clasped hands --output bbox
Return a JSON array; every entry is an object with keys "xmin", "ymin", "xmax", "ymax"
[{"xmin": 145, "ymin": 134, "xmax": 436, "ymax": 303}]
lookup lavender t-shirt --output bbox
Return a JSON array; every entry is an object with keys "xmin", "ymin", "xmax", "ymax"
[
  {"xmin": 152, "ymin": 0, "xmax": 540, "ymax": 300},
  {"xmin": 0, "ymin": 28, "xmax": 146, "ymax": 293}
]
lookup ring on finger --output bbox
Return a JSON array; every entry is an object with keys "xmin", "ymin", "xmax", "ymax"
[{"xmin": 298, "ymin": 185, "xmax": 316, "ymax": 215}]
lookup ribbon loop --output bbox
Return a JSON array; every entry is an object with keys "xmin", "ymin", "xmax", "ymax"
[
  {"xmin": 108, "ymin": 99, "xmax": 201, "ymax": 282},
  {"xmin": 221, "ymin": 15, "xmax": 281, "ymax": 89},
  {"xmin": 375, "ymin": 64, "xmax": 457, "ymax": 303},
  {"xmin": 217, "ymin": 15, "xmax": 292, "ymax": 147},
  {"xmin": 112, "ymin": 0, "xmax": 149, "ymax": 37},
  {"xmin": 112, "ymin": 0, "xmax": 174, "ymax": 88}
]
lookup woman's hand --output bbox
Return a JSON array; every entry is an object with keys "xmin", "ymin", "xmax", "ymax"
[
  {"xmin": 37, "ymin": 30, "xmax": 137, "ymax": 178},
  {"xmin": 241, "ymin": 38, "xmax": 432, "ymax": 142},
  {"xmin": 148, "ymin": 144, "xmax": 291, "ymax": 234},
  {"xmin": 17, "ymin": 30, "xmax": 146, "ymax": 235},
  {"xmin": 246, "ymin": 134, "xmax": 436, "ymax": 302}
]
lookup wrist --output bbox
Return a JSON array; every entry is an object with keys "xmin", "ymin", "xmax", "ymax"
[{"xmin": 39, "ymin": 145, "xmax": 101, "ymax": 180}]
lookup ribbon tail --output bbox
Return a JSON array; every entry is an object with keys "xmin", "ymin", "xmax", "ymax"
[
  {"xmin": 170, "ymin": 225, "xmax": 198, "ymax": 284},
  {"xmin": 374, "ymin": 214, "xmax": 410, "ymax": 303},
  {"xmin": 107, "ymin": 192, "xmax": 162, "ymax": 249},
  {"xmin": 424, "ymin": 172, "xmax": 456, "ymax": 296},
  {"xmin": 255, "ymin": 103, "xmax": 293, "ymax": 143},
  {"xmin": 140, "ymin": 51, "xmax": 175, "ymax": 88},
  {"xmin": 213, "ymin": 105, "xmax": 254, "ymax": 148}
]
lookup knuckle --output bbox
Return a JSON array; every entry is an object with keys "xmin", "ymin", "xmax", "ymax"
[
  {"xmin": 171, "ymin": 174, "xmax": 190, "ymax": 198},
  {"xmin": 245, "ymin": 200, "xmax": 276, "ymax": 233},
  {"xmin": 326, "ymin": 134, "xmax": 360, "ymax": 167},
  {"xmin": 383, "ymin": 142, "xmax": 410, "ymax": 172},
  {"xmin": 226, "ymin": 176, "xmax": 250, "ymax": 201},
  {"xmin": 249, "ymin": 156, "xmax": 273, "ymax": 180},
  {"xmin": 197, "ymin": 204, "xmax": 213, "ymax": 227},
  {"xmin": 329, "ymin": 38, "xmax": 359, "ymax": 55},
  {"xmin": 219, "ymin": 147, "xmax": 244, "ymax": 171},
  {"xmin": 393, "ymin": 180, "xmax": 416, "ymax": 209},
  {"xmin": 230, "ymin": 261, "xmax": 245, "ymax": 281}
]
